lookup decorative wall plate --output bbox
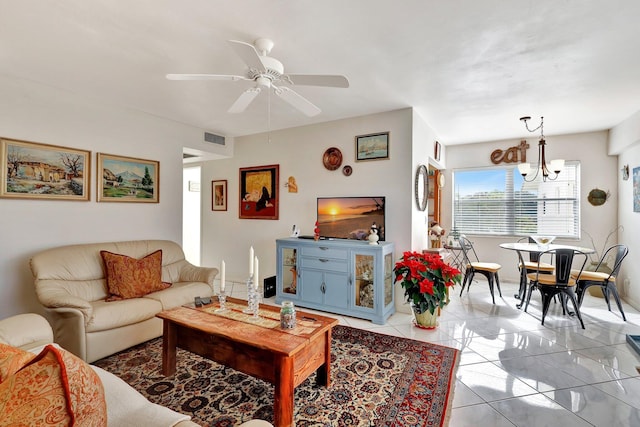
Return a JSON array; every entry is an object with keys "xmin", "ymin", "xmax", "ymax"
[
  {"xmin": 342, "ymin": 165, "xmax": 353, "ymax": 176},
  {"xmin": 323, "ymin": 147, "xmax": 343, "ymax": 171}
]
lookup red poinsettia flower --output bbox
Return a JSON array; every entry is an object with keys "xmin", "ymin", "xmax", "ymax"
[
  {"xmin": 393, "ymin": 250, "xmax": 462, "ymax": 315},
  {"xmin": 419, "ymin": 278, "xmax": 434, "ymax": 295}
]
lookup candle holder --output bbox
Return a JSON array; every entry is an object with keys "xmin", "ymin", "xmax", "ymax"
[
  {"xmin": 243, "ymin": 276, "xmax": 259, "ymax": 318},
  {"xmin": 215, "ymin": 290, "xmax": 227, "ymax": 312},
  {"xmin": 248, "ymin": 285, "xmax": 260, "ymax": 319}
]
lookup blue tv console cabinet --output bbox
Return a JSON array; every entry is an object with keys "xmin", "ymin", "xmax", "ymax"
[{"xmin": 275, "ymin": 238, "xmax": 395, "ymax": 324}]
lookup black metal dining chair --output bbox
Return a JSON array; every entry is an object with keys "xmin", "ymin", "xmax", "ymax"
[
  {"xmin": 458, "ymin": 236, "xmax": 502, "ymax": 304},
  {"xmin": 573, "ymin": 244, "xmax": 629, "ymax": 321},
  {"xmin": 514, "ymin": 237, "xmax": 555, "ymax": 308},
  {"xmin": 524, "ymin": 248, "xmax": 588, "ymax": 329}
]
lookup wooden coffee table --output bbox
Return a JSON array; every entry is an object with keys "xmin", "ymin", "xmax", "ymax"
[{"xmin": 156, "ymin": 297, "xmax": 339, "ymax": 427}]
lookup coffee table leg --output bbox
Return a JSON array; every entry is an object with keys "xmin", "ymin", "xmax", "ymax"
[
  {"xmin": 161, "ymin": 320, "xmax": 177, "ymax": 376},
  {"xmin": 274, "ymin": 355, "xmax": 294, "ymax": 427},
  {"xmin": 316, "ymin": 328, "xmax": 332, "ymax": 387}
]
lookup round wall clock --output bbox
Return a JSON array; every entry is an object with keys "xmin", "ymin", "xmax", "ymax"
[{"xmin": 414, "ymin": 165, "xmax": 428, "ymax": 211}]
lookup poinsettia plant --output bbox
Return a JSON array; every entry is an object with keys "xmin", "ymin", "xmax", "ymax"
[{"xmin": 394, "ymin": 251, "xmax": 462, "ymax": 315}]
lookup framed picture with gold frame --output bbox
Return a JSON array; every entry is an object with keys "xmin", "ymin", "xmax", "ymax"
[
  {"xmin": 0, "ymin": 137, "xmax": 91, "ymax": 201},
  {"xmin": 212, "ymin": 179, "xmax": 227, "ymax": 211},
  {"xmin": 97, "ymin": 153, "xmax": 159, "ymax": 203},
  {"xmin": 239, "ymin": 164, "xmax": 279, "ymax": 219}
]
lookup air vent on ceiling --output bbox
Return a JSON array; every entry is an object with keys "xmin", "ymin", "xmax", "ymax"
[{"xmin": 204, "ymin": 132, "xmax": 225, "ymax": 145}]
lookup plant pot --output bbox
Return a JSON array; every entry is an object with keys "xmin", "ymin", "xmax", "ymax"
[{"xmin": 413, "ymin": 308, "xmax": 438, "ymax": 329}]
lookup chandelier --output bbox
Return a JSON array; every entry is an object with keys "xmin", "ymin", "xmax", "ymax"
[{"xmin": 517, "ymin": 116, "xmax": 564, "ymax": 182}]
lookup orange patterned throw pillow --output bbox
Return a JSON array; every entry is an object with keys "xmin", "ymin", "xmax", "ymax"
[
  {"xmin": 0, "ymin": 343, "xmax": 35, "ymax": 383},
  {"xmin": 0, "ymin": 344, "xmax": 107, "ymax": 426},
  {"xmin": 101, "ymin": 249, "xmax": 171, "ymax": 301}
]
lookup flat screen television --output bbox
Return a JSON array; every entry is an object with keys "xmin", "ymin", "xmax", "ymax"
[{"xmin": 317, "ymin": 196, "xmax": 385, "ymax": 241}]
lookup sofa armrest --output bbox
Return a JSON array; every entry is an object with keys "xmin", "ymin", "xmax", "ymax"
[
  {"xmin": 0, "ymin": 313, "xmax": 54, "ymax": 350},
  {"xmin": 36, "ymin": 286, "xmax": 93, "ymax": 323},
  {"xmin": 179, "ymin": 264, "xmax": 219, "ymax": 288}
]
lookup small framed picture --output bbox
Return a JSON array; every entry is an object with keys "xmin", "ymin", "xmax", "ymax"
[
  {"xmin": 434, "ymin": 141, "xmax": 441, "ymax": 161},
  {"xmin": 0, "ymin": 137, "xmax": 91, "ymax": 201},
  {"xmin": 97, "ymin": 153, "xmax": 159, "ymax": 203},
  {"xmin": 356, "ymin": 132, "xmax": 389, "ymax": 161},
  {"xmin": 212, "ymin": 179, "xmax": 227, "ymax": 211}
]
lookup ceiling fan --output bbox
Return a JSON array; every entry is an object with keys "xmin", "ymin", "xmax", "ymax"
[{"xmin": 166, "ymin": 38, "xmax": 349, "ymax": 117}]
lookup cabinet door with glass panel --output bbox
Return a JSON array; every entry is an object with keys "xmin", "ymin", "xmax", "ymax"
[
  {"xmin": 351, "ymin": 247, "xmax": 394, "ymax": 317},
  {"xmin": 352, "ymin": 251, "xmax": 376, "ymax": 312},
  {"xmin": 277, "ymin": 246, "xmax": 299, "ymax": 300},
  {"xmin": 383, "ymin": 252, "xmax": 394, "ymax": 308}
]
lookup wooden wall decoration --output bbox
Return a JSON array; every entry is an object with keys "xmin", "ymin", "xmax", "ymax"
[{"xmin": 490, "ymin": 140, "xmax": 529, "ymax": 165}]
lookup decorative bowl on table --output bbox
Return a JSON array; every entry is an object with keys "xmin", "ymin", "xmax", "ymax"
[{"xmin": 530, "ymin": 235, "xmax": 556, "ymax": 248}]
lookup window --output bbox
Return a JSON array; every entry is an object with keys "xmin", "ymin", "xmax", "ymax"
[{"xmin": 452, "ymin": 162, "xmax": 580, "ymax": 238}]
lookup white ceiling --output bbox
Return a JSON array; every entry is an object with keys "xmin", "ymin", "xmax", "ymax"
[{"xmin": 2, "ymin": 0, "xmax": 640, "ymax": 145}]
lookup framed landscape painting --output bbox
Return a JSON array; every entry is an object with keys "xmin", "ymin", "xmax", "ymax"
[
  {"xmin": 97, "ymin": 153, "xmax": 159, "ymax": 203},
  {"xmin": 0, "ymin": 137, "xmax": 91, "ymax": 201},
  {"xmin": 239, "ymin": 164, "xmax": 279, "ymax": 220},
  {"xmin": 212, "ymin": 179, "xmax": 227, "ymax": 211},
  {"xmin": 356, "ymin": 132, "xmax": 389, "ymax": 161}
]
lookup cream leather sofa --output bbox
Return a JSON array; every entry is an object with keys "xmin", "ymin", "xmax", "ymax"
[
  {"xmin": 0, "ymin": 313, "xmax": 273, "ymax": 427},
  {"xmin": 30, "ymin": 240, "xmax": 217, "ymax": 363}
]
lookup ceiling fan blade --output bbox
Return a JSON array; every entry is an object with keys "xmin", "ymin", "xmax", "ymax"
[
  {"xmin": 284, "ymin": 74, "xmax": 349, "ymax": 88},
  {"xmin": 166, "ymin": 73, "xmax": 249, "ymax": 81},
  {"xmin": 228, "ymin": 40, "xmax": 266, "ymax": 73},
  {"xmin": 274, "ymin": 86, "xmax": 321, "ymax": 117},
  {"xmin": 228, "ymin": 87, "xmax": 261, "ymax": 113}
]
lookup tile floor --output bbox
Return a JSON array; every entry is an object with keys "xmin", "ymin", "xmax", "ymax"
[{"xmin": 230, "ymin": 280, "xmax": 640, "ymax": 426}]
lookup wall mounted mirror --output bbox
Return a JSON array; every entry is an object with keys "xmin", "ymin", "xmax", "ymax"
[{"xmin": 414, "ymin": 165, "xmax": 428, "ymax": 211}]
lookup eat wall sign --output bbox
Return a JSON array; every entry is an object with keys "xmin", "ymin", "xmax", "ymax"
[{"xmin": 490, "ymin": 140, "xmax": 529, "ymax": 165}]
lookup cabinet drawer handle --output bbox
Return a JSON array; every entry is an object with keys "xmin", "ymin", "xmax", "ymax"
[
  {"xmin": 321, "ymin": 282, "xmax": 326, "ymax": 293},
  {"xmin": 319, "ymin": 246, "xmax": 329, "ymax": 250},
  {"xmin": 319, "ymin": 258, "xmax": 329, "ymax": 263}
]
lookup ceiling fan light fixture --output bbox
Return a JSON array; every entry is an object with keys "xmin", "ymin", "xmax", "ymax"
[
  {"xmin": 256, "ymin": 76, "xmax": 271, "ymax": 88},
  {"xmin": 166, "ymin": 37, "xmax": 349, "ymax": 117}
]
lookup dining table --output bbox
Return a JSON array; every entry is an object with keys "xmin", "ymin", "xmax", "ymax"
[{"xmin": 499, "ymin": 242, "xmax": 594, "ymax": 309}]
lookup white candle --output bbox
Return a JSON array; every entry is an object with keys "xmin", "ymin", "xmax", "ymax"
[
  {"xmin": 249, "ymin": 246, "xmax": 254, "ymax": 276},
  {"xmin": 220, "ymin": 260, "xmax": 225, "ymax": 293},
  {"xmin": 254, "ymin": 256, "xmax": 259, "ymax": 290}
]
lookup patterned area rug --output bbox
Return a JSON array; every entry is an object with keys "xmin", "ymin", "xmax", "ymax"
[{"xmin": 94, "ymin": 325, "xmax": 459, "ymax": 426}]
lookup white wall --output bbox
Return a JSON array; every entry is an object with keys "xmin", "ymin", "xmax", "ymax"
[
  {"xmin": 182, "ymin": 166, "xmax": 201, "ymax": 265},
  {"xmin": 610, "ymin": 111, "xmax": 640, "ymax": 310},
  {"xmin": 411, "ymin": 110, "xmax": 442, "ymax": 250},
  {"xmin": 442, "ymin": 130, "xmax": 618, "ymax": 287},
  {"xmin": 200, "ymin": 109, "xmax": 415, "ymax": 310},
  {"xmin": 0, "ymin": 75, "xmax": 205, "ymax": 318}
]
